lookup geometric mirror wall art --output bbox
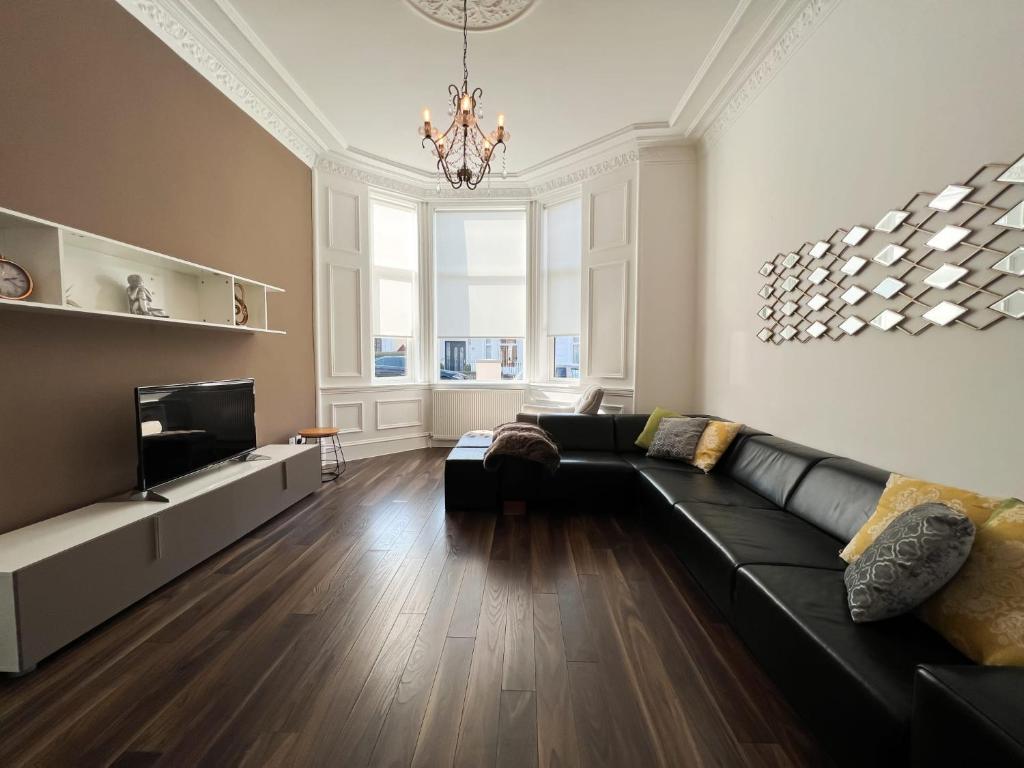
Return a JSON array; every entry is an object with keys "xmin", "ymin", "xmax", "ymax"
[{"xmin": 756, "ymin": 153, "xmax": 1024, "ymax": 343}]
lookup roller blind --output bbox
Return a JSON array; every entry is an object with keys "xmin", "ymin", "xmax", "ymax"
[
  {"xmin": 371, "ymin": 199, "xmax": 418, "ymax": 337},
  {"xmin": 543, "ymin": 198, "xmax": 582, "ymax": 336},
  {"xmin": 435, "ymin": 209, "xmax": 527, "ymax": 338}
]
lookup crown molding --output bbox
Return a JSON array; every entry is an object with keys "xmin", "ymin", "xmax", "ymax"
[
  {"xmin": 700, "ymin": 0, "xmax": 842, "ymax": 150},
  {"xmin": 116, "ymin": 0, "xmax": 326, "ymax": 166}
]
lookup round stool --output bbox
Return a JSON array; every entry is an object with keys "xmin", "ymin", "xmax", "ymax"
[{"xmin": 299, "ymin": 427, "xmax": 346, "ymax": 482}]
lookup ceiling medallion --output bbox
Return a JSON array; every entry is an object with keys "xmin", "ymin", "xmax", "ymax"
[
  {"xmin": 418, "ymin": 0, "xmax": 511, "ymax": 190},
  {"xmin": 406, "ymin": 0, "xmax": 535, "ymax": 30}
]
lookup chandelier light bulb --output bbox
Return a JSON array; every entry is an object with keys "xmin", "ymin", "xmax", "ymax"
[
  {"xmin": 497, "ymin": 113, "xmax": 505, "ymax": 128},
  {"xmin": 422, "ymin": 108, "xmax": 431, "ymax": 124}
]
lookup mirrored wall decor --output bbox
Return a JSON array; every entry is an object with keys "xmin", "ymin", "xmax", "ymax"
[
  {"xmin": 998, "ymin": 154, "xmax": 1024, "ymax": 184},
  {"xmin": 843, "ymin": 226, "xmax": 870, "ymax": 246},
  {"xmin": 755, "ymin": 153, "xmax": 1024, "ymax": 344},
  {"xmin": 924, "ymin": 264, "xmax": 968, "ymax": 289},
  {"xmin": 995, "ymin": 201, "xmax": 1024, "ymax": 230},
  {"xmin": 839, "ymin": 316, "xmax": 866, "ymax": 335},
  {"xmin": 929, "ymin": 185, "xmax": 973, "ymax": 211},
  {"xmin": 874, "ymin": 276, "xmax": 906, "ymax": 299},
  {"xmin": 875, "ymin": 210, "xmax": 910, "ymax": 233},
  {"xmin": 990, "ymin": 289, "xmax": 1024, "ymax": 319},
  {"xmin": 874, "ymin": 243, "xmax": 908, "ymax": 266},
  {"xmin": 807, "ymin": 293, "xmax": 830, "ymax": 311},
  {"xmin": 841, "ymin": 256, "xmax": 867, "ymax": 276},
  {"xmin": 927, "ymin": 225, "xmax": 971, "ymax": 251},
  {"xmin": 923, "ymin": 301, "xmax": 968, "ymax": 326},
  {"xmin": 993, "ymin": 247, "xmax": 1024, "ymax": 276},
  {"xmin": 841, "ymin": 286, "xmax": 867, "ymax": 305}
]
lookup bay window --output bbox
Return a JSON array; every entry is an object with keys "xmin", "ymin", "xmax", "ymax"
[
  {"xmin": 370, "ymin": 197, "xmax": 418, "ymax": 379},
  {"xmin": 541, "ymin": 197, "xmax": 582, "ymax": 380},
  {"xmin": 434, "ymin": 208, "xmax": 528, "ymax": 381}
]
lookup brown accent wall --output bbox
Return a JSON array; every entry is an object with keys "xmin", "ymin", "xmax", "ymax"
[{"xmin": 0, "ymin": 0, "xmax": 315, "ymax": 533}]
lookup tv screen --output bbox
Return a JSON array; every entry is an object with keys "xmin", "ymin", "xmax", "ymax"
[{"xmin": 135, "ymin": 379, "xmax": 257, "ymax": 491}]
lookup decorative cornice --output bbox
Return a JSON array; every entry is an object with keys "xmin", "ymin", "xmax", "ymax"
[
  {"xmin": 702, "ymin": 0, "xmax": 841, "ymax": 149},
  {"xmin": 529, "ymin": 150, "xmax": 640, "ymax": 197},
  {"xmin": 317, "ymin": 157, "xmax": 426, "ymax": 197},
  {"xmin": 118, "ymin": 0, "xmax": 321, "ymax": 166},
  {"xmin": 405, "ymin": 0, "xmax": 536, "ymax": 30},
  {"xmin": 317, "ymin": 155, "xmax": 533, "ymax": 199}
]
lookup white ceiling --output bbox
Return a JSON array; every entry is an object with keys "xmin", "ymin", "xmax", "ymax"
[{"xmin": 221, "ymin": 0, "xmax": 743, "ymax": 170}]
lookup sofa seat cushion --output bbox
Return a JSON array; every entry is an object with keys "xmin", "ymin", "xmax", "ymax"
[
  {"xmin": 732, "ymin": 565, "xmax": 965, "ymax": 768},
  {"xmin": 912, "ymin": 665, "xmax": 1024, "ymax": 768},
  {"xmin": 622, "ymin": 454, "xmax": 703, "ymax": 474},
  {"xmin": 663, "ymin": 502, "xmax": 847, "ymax": 615},
  {"xmin": 638, "ymin": 468, "xmax": 779, "ymax": 510},
  {"xmin": 719, "ymin": 434, "xmax": 832, "ymax": 508},
  {"xmin": 540, "ymin": 450, "xmax": 633, "ymax": 501}
]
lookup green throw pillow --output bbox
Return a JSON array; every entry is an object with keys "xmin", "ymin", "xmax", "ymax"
[{"xmin": 635, "ymin": 407, "xmax": 681, "ymax": 450}]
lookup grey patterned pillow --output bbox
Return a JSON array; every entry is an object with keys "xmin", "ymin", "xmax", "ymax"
[
  {"xmin": 646, "ymin": 417, "xmax": 709, "ymax": 462},
  {"xmin": 844, "ymin": 503, "xmax": 975, "ymax": 623}
]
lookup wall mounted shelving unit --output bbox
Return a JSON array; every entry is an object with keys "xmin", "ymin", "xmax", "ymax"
[{"xmin": 0, "ymin": 207, "xmax": 285, "ymax": 334}]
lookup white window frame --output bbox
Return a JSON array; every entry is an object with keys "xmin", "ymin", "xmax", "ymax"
[
  {"xmin": 429, "ymin": 202, "xmax": 532, "ymax": 385},
  {"xmin": 369, "ymin": 192, "xmax": 420, "ymax": 384}
]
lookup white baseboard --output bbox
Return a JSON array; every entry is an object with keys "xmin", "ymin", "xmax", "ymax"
[{"xmin": 340, "ymin": 432, "xmax": 431, "ymax": 460}]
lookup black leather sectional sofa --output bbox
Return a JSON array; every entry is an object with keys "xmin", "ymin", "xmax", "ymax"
[{"xmin": 443, "ymin": 413, "xmax": 1024, "ymax": 768}]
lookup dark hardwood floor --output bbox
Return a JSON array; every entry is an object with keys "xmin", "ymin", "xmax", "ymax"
[{"xmin": 0, "ymin": 449, "xmax": 827, "ymax": 767}]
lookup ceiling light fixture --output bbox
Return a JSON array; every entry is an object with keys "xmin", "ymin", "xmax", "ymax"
[{"xmin": 418, "ymin": 0, "xmax": 510, "ymax": 190}]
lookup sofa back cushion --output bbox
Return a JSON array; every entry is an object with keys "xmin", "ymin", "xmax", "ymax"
[
  {"xmin": 613, "ymin": 415, "xmax": 651, "ymax": 452},
  {"xmin": 720, "ymin": 434, "xmax": 831, "ymax": 508},
  {"xmin": 786, "ymin": 457, "xmax": 889, "ymax": 541},
  {"xmin": 537, "ymin": 414, "xmax": 615, "ymax": 451}
]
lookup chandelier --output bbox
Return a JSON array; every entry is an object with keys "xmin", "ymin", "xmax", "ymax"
[{"xmin": 418, "ymin": 0, "xmax": 510, "ymax": 190}]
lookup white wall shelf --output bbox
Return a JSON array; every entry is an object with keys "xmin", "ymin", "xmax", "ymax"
[{"xmin": 0, "ymin": 207, "xmax": 286, "ymax": 335}]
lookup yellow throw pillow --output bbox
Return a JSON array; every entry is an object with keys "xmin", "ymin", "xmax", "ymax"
[
  {"xmin": 635, "ymin": 406, "xmax": 681, "ymax": 450},
  {"xmin": 840, "ymin": 474, "xmax": 1003, "ymax": 564},
  {"xmin": 691, "ymin": 420, "xmax": 742, "ymax": 473},
  {"xmin": 920, "ymin": 499, "xmax": 1024, "ymax": 666}
]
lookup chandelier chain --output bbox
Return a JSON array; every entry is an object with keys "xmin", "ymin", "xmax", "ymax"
[{"xmin": 462, "ymin": 0, "xmax": 469, "ymax": 89}]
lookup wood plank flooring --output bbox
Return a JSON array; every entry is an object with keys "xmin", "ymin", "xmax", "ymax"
[{"xmin": 0, "ymin": 449, "xmax": 828, "ymax": 767}]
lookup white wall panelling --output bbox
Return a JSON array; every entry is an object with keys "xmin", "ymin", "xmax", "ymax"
[
  {"xmin": 327, "ymin": 188, "xmax": 362, "ymax": 253},
  {"xmin": 581, "ymin": 166, "xmax": 638, "ymax": 389},
  {"xmin": 376, "ymin": 398, "xmax": 424, "ymax": 431},
  {"xmin": 586, "ymin": 261, "xmax": 629, "ymax": 379},
  {"xmin": 326, "ymin": 265, "xmax": 363, "ymax": 378},
  {"xmin": 589, "ymin": 182, "xmax": 631, "ymax": 252},
  {"xmin": 329, "ymin": 401, "xmax": 364, "ymax": 434}
]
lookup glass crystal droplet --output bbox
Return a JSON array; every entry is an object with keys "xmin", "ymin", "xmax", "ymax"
[{"xmin": 447, "ymin": 104, "xmax": 455, "ymax": 116}]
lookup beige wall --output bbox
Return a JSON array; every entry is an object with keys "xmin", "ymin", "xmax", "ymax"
[
  {"xmin": 0, "ymin": 0, "xmax": 315, "ymax": 533},
  {"xmin": 697, "ymin": 0, "xmax": 1024, "ymax": 497}
]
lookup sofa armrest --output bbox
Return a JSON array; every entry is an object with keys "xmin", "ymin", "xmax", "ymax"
[{"xmin": 912, "ymin": 664, "xmax": 1024, "ymax": 768}]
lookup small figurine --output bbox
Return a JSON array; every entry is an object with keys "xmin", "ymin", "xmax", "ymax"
[{"xmin": 126, "ymin": 274, "xmax": 169, "ymax": 317}]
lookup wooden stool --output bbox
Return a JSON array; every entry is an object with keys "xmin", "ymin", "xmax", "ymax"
[{"xmin": 299, "ymin": 427, "xmax": 346, "ymax": 482}]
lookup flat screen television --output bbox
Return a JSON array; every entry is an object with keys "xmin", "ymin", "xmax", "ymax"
[{"xmin": 134, "ymin": 378, "xmax": 257, "ymax": 496}]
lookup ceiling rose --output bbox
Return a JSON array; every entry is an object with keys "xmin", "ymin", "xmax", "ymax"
[{"xmin": 406, "ymin": 0, "xmax": 535, "ymax": 30}]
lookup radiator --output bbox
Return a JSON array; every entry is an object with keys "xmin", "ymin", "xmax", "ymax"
[{"xmin": 431, "ymin": 389, "xmax": 526, "ymax": 440}]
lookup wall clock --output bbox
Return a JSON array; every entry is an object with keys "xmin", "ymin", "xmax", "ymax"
[{"xmin": 0, "ymin": 253, "xmax": 32, "ymax": 300}]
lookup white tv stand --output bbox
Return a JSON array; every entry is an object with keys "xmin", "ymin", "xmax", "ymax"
[{"xmin": 0, "ymin": 444, "xmax": 320, "ymax": 674}]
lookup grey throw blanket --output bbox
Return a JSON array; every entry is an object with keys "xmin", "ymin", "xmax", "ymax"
[{"xmin": 482, "ymin": 422, "xmax": 560, "ymax": 474}]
